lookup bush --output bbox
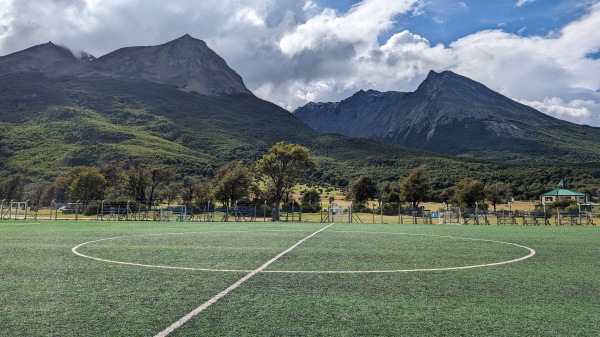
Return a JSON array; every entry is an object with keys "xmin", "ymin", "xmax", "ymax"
[
  {"xmin": 301, "ymin": 189, "xmax": 321, "ymax": 206},
  {"xmin": 551, "ymin": 199, "xmax": 577, "ymax": 210},
  {"xmin": 83, "ymin": 202, "xmax": 99, "ymax": 216},
  {"xmin": 565, "ymin": 204, "xmax": 579, "ymax": 212},
  {"xmin": 302, "ymin": 204, "xmax": 321, "ymax": 213},
  {"xmin": 352, "ymin": 203, "xmax": 371, "ymax": 213},
  {"xmin": 377, "ymin": 202, "xmax": 400, "ymax": 216}
]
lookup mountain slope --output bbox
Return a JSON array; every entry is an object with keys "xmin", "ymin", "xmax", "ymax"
[
  {"xmin": 294, "ymin": 70, "xmax": 600, "ymax": 162},
  {"xmin": 0, "ymin": 35, "xmax": 250, "ymax": 96},
  {"xmin": 0, "ymin": 42, "xmax": 81, "ymax": 76},
  {"xmin": 1, "ymin": 71, "xmax": 454, "ymax": 185},
  {"xmin": 59, "ymin": 34, "xmax": 251, "ymax": 95},
  {"xmin": 0, "ymin": 72, "xmax": 311, "ymax": 175},
  {"xmin": 2, "ymin": 38, "xmax": 600, "ymax": 193}
]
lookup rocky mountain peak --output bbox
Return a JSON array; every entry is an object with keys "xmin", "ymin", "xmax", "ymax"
[
  {"xmin": 417, "ymin": 70, "xmax": 484, "ymax": 96},
  {"xmin": 294, "ymin": 69, "xmax": 575, "ymax": 158},
  {"xmin": 0, "ymin": 35, "xmax": 252, "ymax": 96},
  {"xmin": 71, "ymin": 34, "xmax": 251, "ymax": 95},
  {"xmin": 0, "ymin": 41, "xmax": 81, "ymax": 76}
]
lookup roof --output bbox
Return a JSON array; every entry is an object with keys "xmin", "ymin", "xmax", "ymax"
[{"xmin": 541, "ymin": 189, "xmax": 586, "ymax": 197}]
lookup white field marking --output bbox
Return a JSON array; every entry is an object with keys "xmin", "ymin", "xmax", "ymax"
[
  {"xmin": 0, "ymin": 222, "xmax": 42, "ymax": 226},
  {"xmin": 153, "ymin": 223, "xmax": 335, "ymax": 337},
  {"xmin": 72, "ymin": 230, "xmax": 315, "ymax": 273},
  {"xmin": 264, "ymin": 231, "xmax": 536, "ymax": 273},
  {"xmin": 72, "ymin": 230, "xmax": 536, "ymax": 274}
]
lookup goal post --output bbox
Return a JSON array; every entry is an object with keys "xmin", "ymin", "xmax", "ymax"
[
  {"xmin": 323, "ymin": 203, "xmax": 361, "ymax": 223},
  {"xmin": 10, "ymin": 200, "xmax": 29, "ymax": 220},
  {"xmin": 162, "ymin": 205, "xmax": 189, "ymax": 222}
]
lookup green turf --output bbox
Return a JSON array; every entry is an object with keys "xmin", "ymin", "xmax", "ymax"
[{"xmin": 0, "ymin": 221, "xmax": 598, "ymax": 336}]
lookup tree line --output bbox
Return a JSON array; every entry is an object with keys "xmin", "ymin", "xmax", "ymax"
[
  {"xmin": 1, "ymin": 142, "xmax": 598, "ymax": 217},
  {"xmin": 346, "ymin": 165, "xmax": 507, "ymax": 212},
  {"xmin": 0, "ymin": 142, "xmax": 315, "ymax": 221}
]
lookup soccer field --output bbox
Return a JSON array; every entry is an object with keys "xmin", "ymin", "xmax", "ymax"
[{"xmin": 1, "ymin": 221, "xmax": 598, "ymax": 336}]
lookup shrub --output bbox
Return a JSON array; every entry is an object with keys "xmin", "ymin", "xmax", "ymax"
[{"xmin": 302, "ymin": 204, "xmax": 321, "ymax": 213}]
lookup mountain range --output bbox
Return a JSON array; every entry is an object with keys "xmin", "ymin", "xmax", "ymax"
[
  {"xmin": 0, "ymin": 34, "xmax": 250, "ymax": 96},
  {"xmin": 1, "ymin": 35, "xmax": 600, "ymax": 193},
  {"xmin": 294, "ymin": 70, "xmax": 600, "ymax": 162},
  {"xmin": 0, "ymin": 35, "xmax": 449, "ymax": 186}
]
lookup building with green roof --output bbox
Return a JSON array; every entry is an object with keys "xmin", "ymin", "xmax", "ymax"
[
  {"xmin": 540, "ymin": 181, "xmax": 598, "ymax": 213},
  {"xmin": 540, "ymin": 189, "xmax": 587, "ymax": 204}
]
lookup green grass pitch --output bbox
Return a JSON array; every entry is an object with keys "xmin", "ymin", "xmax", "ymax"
[{"xmin": 1, "ymin": 220, "xmax": 598, "ymax": 336}]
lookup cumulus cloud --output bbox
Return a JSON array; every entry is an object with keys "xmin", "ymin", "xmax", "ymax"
[
  {"xmin": 0, "ymin": 0, "xmax": 599, "ymax": 126},
  {"xmin": 447, "ymin": 2, "xmax": 600, "ymax": 124},
  {"xmin": 516, "ymin": 0, "xmax": 536, "ymax": 7},
  {"xmin": 518, "ymin": 97, "xmax": 600, "ymax": 125}
]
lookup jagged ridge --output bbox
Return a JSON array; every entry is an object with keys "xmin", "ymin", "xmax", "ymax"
[
  {"xmin": 0, "ymin": 35, "xmax": 251, "ymax": 96},
  {"xmin": 294, "ymin": 70, "xmax": 600, "ymax": 162}
]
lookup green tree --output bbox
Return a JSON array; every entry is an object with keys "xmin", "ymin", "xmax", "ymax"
[
  {"xmin": 46, "ymin": 176, "xmax": 70, "ymax": 202},
  {"xmin": 25, "ymin": 182, "xmax": 51, "ymax": 208},
  {"xmin": 485, "ymin": 181, "xmax": 509, "ymax": 212},
  {"xmin": 1, "ymin": 174, "xmax": 25, "ymax": 201},
  {"xmin": 213, "ymin": 161, "xmax": 253, "ymax": 207},
  {"xmin": 437, "ymin": 187, "xmax": 454, "ymax": 205},
  {"xmin": 47, "ymin": 167, "xmax": 95, "ymax": 202},
  {"xmin": 301, "ymin": 188, "xmax": 322, "ymax": 212},
  {"xmin": 126, "ymin": 165, "xmax": 150, "ymax": 203},
  {"xmin": 379, "ymin": 181, "xmax": 401, "ymax": 203},
  {"xmin": 182, "ymin": 176, "xmax": 212, "ymax": 207},
  {"xmin": 255, "ymin": 142, "xmax": 316, "ymax": 220},
  {"xmin": 349, "ymin": 175, "xmax": 378, "ymax": 204},
  {"xmin": 551, "ymin": 198, "xmax": 577, "ymax": 211},
  {"xmin": 452, "ymin": 178, "xmax": 485, "ymax": 208},
  {"xmin": 68, "ymin": 167, "xmax": 106, "ymax": 201},
  {"xmin": 125, "ymin": 164, "xmax": 174, "ymax": 204},
  {"xmin": 148, "ymin": 166, "xmax": 175, "ymax": 204},
  {"xmin": 160, "ymin": 182, "xmax": 183, "ymax": 206},
  {"xmin": 301, "ymin": 189, "xmax": 321, "ymax": 206},
  {"xmin": 400, "ymin": 165, "xmax": 431, "ymax": 209},
  {"xmin": 100, "ymin": 161, "xmax": 127, "ymax": 200}
]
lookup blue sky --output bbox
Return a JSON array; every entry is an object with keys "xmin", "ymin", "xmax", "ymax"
[
  {"xmin": 0, "ymin": 0, "xmax": 599, "ymax": 125},
  {"xmin": 325, "ymin": 0, "xmax": 592, "ymax": 46}
]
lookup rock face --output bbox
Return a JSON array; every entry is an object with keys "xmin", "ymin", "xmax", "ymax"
[
  {"xmin": 0, "ymin": 42, "xmax": 81, "ymax": 76},
  {"xmin": 0, "ymin": 34, "xmax": 251, "ymax": 96},
  {"xmin": 294, "ymin": 70, "xmax": 583, "ymax": 158}
]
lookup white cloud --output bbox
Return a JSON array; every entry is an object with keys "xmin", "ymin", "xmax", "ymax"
[
  {"xmin": 278, "ymin": 0, "xmax": 419, "ymax": 56},
  {"xmin": 515, "ymin": 0, "xmax": 536, "ymax": 7},
  {"xmin": 447, "ymin": 3, "xmax": 600, "ymax": 124},
  {"xmin": 518, "ymin": 97, "xmax": 600, "ymax": 125}
]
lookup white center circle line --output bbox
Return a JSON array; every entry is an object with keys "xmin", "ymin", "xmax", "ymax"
[{"xmin": 71, "ymin": 230, "xmax": 536, "ymax": 274}]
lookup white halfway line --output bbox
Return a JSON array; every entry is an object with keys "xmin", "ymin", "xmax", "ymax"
[{"xmin": 154, "ymin": 223, "xmax": 335, "ymax": 337}]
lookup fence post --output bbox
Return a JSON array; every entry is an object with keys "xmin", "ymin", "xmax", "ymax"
[{"xmin": 24, "ymin": 199, "xmax": 29, "ymax": 220}]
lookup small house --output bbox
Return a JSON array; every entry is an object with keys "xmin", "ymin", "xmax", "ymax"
[
  {"xmin": 540, "ymin": 189, "xmax": 587, "ymax": 204},
  {"xmin": 539, "ymin": 180, "xmax": 598, "ymax": 213}
]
